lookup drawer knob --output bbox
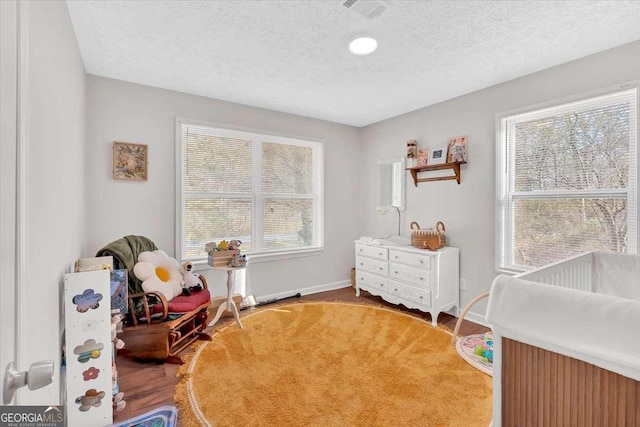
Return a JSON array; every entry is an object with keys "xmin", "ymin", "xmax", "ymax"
[
  {"xmin": 379, "ymin": 252, "xmax": 383, "ymax": 256},
  {"xmin": 394, "ymin": 271, "xmax": 398, "ymax": 274},
  {"xmin": 419, "ymin": 296, "xmax": 423, "ymax": 299},
  {"xmin": 360, "ymin": 278, "xmax": 364, "ymax": 281},
  {"xmin": 379, "ymin": 267, "xmax": 383, "ymax": 270},
  {"xmin": 420, "ymin": 277, "xmax": 424, "ymax": 281},
  {"xmin": 394, "ymin": 255, "xmax": 399, "ymax": 259},
  {"xmin": 380, "ymin": 284, "xmax": 384, "ymax": 287},
  {"xmin": 394, "ymin": 288, "xmax": 398, "ymax": 291},
  {"xmin": 419, "ymin": 259, "xmax": 424, "ymax": 264},
  {"xmin": 360, "ymin": 262, "xmax": 363, "ymax": 265}
]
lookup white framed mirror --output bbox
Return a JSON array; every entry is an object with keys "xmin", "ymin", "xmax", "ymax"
[{"xmin": 377, "ymin": 157, "xmax": 405, "ymax": 211}]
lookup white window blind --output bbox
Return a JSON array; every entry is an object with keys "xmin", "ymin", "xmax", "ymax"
[
  {"xmin": 176, "ymin": 120, "xmax": 324, "ymax": 262},
  {"xmin": 496, "ymin": 87, "xmax": 638, "ymax": 272}
]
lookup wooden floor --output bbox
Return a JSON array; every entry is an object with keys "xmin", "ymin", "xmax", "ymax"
[{"xmin": 113, "ymin": 287, "xmax": 488, "ymax": 424}]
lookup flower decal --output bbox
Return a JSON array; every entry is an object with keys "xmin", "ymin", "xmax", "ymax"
[
  {"xmin": 82, "ymin": 367, "xmax": 100, "ymax": 381},
  {"xmin": 133, "ymin": 250, "xmax": 183, "ymax": 301}
]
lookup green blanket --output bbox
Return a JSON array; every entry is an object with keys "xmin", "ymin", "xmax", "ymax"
[{"xmin": 95, "ymin": 235, "xmax": 158, "ymax": 295}]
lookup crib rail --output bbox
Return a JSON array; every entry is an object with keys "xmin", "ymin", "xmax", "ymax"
[{"xmin": 516, "ymin": 251, "xmax": 594, "ymax": 292}]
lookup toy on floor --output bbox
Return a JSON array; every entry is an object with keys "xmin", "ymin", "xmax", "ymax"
[
  {"xmin": 179, "ymin": 261, "xmax": 203, "ymax": 296},
  {"xmin": 473, "ymin": 332, "xmax": 494, "ymax": 363}
]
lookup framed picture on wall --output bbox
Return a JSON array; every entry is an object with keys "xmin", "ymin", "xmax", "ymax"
[
  {"xmin": 429, "ymin": 145, "xmax": 447, "ymax": 165},
  {"xmin": 113, "ymin": 141, "xmax": 148, "ymax": 181}
]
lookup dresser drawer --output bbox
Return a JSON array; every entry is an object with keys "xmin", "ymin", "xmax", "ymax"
[
  {"xmin": 389, "ymin": 280, "xmax": 431, "ymax": 308},
  {"xmin": 356, "ymin": 256, "xmax": 388, "ymax": 276},
  {"xmin": 356, "ymin": 270, "xmax": 388, "ymax": 291},
  {"xmin": 389, "ymin": 262, "xmax": 430, "ymax": 287},
  {"xmin": 388, "ymin": 249, "xmax": 431, "ymax": 269},
  {"xmin": 355, "ymin": 244, "xmax": 388, "ymax": 261}
]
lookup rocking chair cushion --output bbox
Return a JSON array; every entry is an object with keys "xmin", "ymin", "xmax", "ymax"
[{"xmin": 152, "ymin": 289, "xmax": 211, "ymax": 315}]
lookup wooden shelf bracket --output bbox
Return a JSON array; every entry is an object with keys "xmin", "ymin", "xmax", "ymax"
[{"xmin": 406, "ymin": 162, "xmax": 465, "ymax": 187}]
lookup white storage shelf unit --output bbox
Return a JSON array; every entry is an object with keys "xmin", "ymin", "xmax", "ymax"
[{"xmin": 354, "ymin": 241, "xmax": 460, "ymax": 326}]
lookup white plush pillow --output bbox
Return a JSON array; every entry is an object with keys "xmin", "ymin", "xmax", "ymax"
[{"xmin": 133, "ymin": 250, "xmax": 184, "ymax": 301}]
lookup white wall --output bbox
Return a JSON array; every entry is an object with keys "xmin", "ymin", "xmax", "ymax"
[
  {"xmin": 23, "ymin": 0, "xmax": 86, "ymax": 404},
  {"xmin": 359, "ymin": 40, "xmax": 640, "ymax": 323},
  {"xmin": 85, "ymin": 76, "xmax": 361, "ymax": 297}
]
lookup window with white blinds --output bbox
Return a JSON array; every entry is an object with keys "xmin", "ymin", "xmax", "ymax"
[
  {"xmin": 496, "ymin": 87, "xmax": 638, "ymax": 272},
  {"xmin": 176, "ymin": 120, "xmax": 324, "ymax": 262}
]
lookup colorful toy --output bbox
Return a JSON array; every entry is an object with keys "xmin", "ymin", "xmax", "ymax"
[
  {"xmin": 217, "ymin": 240, "xmax": 230, "ymax": 250},
  {"xmin": 228, "ymin": 253, "xmax": 247, "ymax": 268},
  {"xmin": 473, "ymin": 332, "xmax": 494, "ymax": 363}
]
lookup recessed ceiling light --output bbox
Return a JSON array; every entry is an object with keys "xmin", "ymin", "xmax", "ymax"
[{"xmin": 349, "ymin": 37, "xmax": 378, "ymax": 56}]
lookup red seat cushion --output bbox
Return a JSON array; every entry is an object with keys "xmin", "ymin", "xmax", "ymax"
[{"xmin": 152, "ymin": 289, "xmax": 211, "ymax": 314}]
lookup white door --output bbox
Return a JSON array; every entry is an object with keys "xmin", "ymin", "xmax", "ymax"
[{"xmin": 0, "ymin": 0, "xmax": 54, "ymax": 405}]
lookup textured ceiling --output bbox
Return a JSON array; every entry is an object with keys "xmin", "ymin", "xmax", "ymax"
[{"xmin": 67, "ymin": 0, "xmax": 640, "ymax": 127}]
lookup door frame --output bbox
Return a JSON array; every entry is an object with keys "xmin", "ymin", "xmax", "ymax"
[{"xmin": 0, "ymin": 0, "xmax": 30, "ymax": 405}]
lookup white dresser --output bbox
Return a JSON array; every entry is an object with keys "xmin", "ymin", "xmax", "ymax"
[{"xmin": 354, "ymin": 240, "xmax": 459, "ymax": 326}]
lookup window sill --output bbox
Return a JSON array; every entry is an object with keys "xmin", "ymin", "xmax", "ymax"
[{"xmin": 191, "ymin": 247, "xmax": 324, "ymax": 272}]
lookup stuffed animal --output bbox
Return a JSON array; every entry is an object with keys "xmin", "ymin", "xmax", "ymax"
[
  {"xmin": 228, "ymin": 253, "xmax": 247, "ymax": 268},
  {"xmin": 179, "ymin": 261, "xmax": 203, "ymax": 296},
  {"xmin": 227, "ymin": 239, "xmax": 242, "ymax": 251},
  {"xmin": 111, "ymin": 314, "xmax": 125, "ymax": 350},
  {"xmin": 205, "ymin": 242, "xmax": 217, "ymax": 254}
]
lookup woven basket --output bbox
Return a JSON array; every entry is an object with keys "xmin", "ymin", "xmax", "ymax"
[{"xmin": 410, "ymin": 221, "xmax": 446, "ymax": 250}]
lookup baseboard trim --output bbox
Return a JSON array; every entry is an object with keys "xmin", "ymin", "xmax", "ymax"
[
  {"xmin": 463, "ymin": 311, "xmax": 489, "ymax": 328},
  {"xmin": 255, "ymin": 280, "xmax": 351, "ymax": 303}
]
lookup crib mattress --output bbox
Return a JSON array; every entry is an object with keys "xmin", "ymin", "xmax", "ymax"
[{"xmin": 486, "ymin": 274, "xmax": 640, "ymax": 381}]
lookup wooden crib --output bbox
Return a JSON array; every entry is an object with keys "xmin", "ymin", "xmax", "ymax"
[{"xmin": 486, "ymin": 251, "xmax": 640, "ymax": 426}]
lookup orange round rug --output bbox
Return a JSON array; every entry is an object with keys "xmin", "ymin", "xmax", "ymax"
[{"xmin": 176, "ymin": 302, "xmax": 492, "ymax": 426}]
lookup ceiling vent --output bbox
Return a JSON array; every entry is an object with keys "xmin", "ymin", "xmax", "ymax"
[{"xmin": 337, "ymin": 0, "xmax": 390, "ymax": 20}]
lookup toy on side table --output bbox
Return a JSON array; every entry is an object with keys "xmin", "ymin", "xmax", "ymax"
[{"xmin": 205, "ymin": 240, "xmax": 247, "ymax": 268}]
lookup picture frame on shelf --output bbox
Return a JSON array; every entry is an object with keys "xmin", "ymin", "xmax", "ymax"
[
  {"xmin": 429, "ymin": 145, "xmax": 447, "ymax": 165},
  {"xmin": 446, "ymin": 135, "xmax": 468, "ymax": 163},
  {"xmin": 417, "ymin": 149, "xmax": 430, "ymax": 166},
  {"xmin": 113, "ymin": 141, "xmax": 148, "ymax": 181}
]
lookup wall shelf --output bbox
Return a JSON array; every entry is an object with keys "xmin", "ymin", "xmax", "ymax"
[{"xmin": 406, "ymin": 162, "xmax": 466, "ymax": 186}]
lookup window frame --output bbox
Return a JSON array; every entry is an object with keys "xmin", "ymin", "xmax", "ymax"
[
  {"xmin": 495, "ymin": 83, "xmax": 639, "ymax": 274},
  {"xmin": 175, "ymin": 118, "xmax": 325, "ymax": 267}
]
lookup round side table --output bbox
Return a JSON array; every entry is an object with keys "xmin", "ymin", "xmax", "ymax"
[{"xmin": 207, "ymin": 265, "xmax": 245, "ymax": 329}]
